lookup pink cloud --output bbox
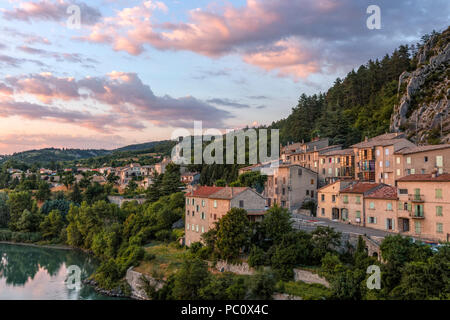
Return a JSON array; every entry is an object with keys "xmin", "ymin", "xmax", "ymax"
[{"xmin": 0, "ymin": 71, "xmax": 232, "ymax": 132}]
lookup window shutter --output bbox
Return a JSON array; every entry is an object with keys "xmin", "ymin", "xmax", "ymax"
[
  {"xmin": 385, "ymin": 219, "xmax": 388, "ymax": 230},
  {"xmin": 392, "ymin": 219, "xmax": 395, "ymax": 231}
]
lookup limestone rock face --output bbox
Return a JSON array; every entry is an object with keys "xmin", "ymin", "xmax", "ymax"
[{"xmin": 390, "ymin": 29, "xmax": 450, "ymax": 144}]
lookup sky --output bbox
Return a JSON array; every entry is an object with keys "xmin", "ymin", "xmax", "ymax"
[{"xmin": 0, "ymin": 0, "xmax": 448, "ymax": 154}]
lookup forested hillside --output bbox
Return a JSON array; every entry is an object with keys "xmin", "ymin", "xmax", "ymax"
[{"xmin": 271, "ymin": 27, "xmax": 449, "ymax": 147}]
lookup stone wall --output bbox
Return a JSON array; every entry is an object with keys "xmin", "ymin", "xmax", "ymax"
[
  {"xmin": 125, "ymin": 267, "xmax": 163, "ymax": 300},
  {"xmin": 293, "ymin": 269, "xmax": 330, "ymax": 288},
  {"xmin": 213, "ymin": 260, "xmax": 255, "ymax": 275}
]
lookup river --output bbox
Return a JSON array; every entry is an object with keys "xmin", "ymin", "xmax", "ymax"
[{"xmin": 0, "ymin": 243, "xmax": 123, "ymax": 300}]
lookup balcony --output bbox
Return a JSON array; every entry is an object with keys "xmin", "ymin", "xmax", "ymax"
[
  {"xmin": 408, "ymin": 194, "xmax": 424, "ymax": 202},
  {"xmin": 411, "ymin": 211, "xmax": 425, "ymax": 219}
]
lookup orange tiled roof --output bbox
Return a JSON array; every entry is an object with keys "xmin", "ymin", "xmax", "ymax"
[
  {"xmin": 340, "ymin": 182, "xmax": 381, "ymax": 194},
  {"xmin": 365, "ymin": 185, "xmax": 398, "ymax": 200},
  {"xmin": 186, "ymin": 186, "xmax": 224, "ymax": 197},
  {"xmin": 397, "ymin": 173, "xmax": 450, "ymax": 182}
]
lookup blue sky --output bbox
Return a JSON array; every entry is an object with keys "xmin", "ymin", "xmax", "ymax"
[{"xmin": 0, "ymin": 0, "xmax": 448, "ymax": 154}]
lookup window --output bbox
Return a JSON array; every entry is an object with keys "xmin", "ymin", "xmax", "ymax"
[
  {"xmin": 298, "ymin": 168, "xmax": 302, "ymax": 175},
  {"xmin": 436, "ymin": 189, "xmax": 443, "ymax": 199},
  {"xmin": 343, "ymin": 195, "xmax": 348, "ymax": 204},
  {"xmin": 322, "ymin": 169, "xmax": 326, "ymax": 174},
  {"xmin": 399, "ymin": 189, "xmax": 408, "ymax": 195},
  {"xmin": 385, "ymin": 160, "xmax": 390, "ymax": 168},
  {"xmin": 196, "ymin": 205, "xmax": 199, "ymax": 212},
  {"xmin": 202, "ymin": 200, "xmax": 205, "ymax": 207},
  {"xmin": 311, "ymin": 179, "xmax": 314, "ymax": 185},
  {"xmin": 387, "ymin": 203, "xmax": 393, "ymax": 211},
  {"xmin": 342, "ymin": 209, "xmax": 348, "ymax": 221},
  {"xmin": 356, "ymin": 196, "xmax": 361, "ymax": 204},
  {"xmin": 201, "ymin": 226, "xmax": 205, "ymax": 233},
  {"xmin": 396, "ymin": 157, "xmax": 401, "ymax": 164},
  {"xmin": 321, "ymin": 194, "xmax": 325, "ymax": 202},
  {"xmin": 306, "ymin": 190, "xmax": 310, "ymax": 196},
  {"xmin": 436, "ymin": 155, "xmax": 443, "ymax": 167},
  {"xmin": 187, "ymin": 210, "xmax": 190, "ymax": 216},
  {"xmin": 436, "ymin": 206, "xmax": 443, "ymax": 216},
  {"xmin": 332, "ymin": 195, "xmax": 336, "ymax": 203},
  {"xmin": 369, "ymin": 202, "xmax": 375, "ymax": 209},
  {"xmin": 335, "ymin": 168, "xmax": 339, "ymax": 176},
  {"xmin": 396, "ymin": 169, "xmax": 401, "ymax": 176},
  {"xmin": 192, "ymin": 199, "xmax": 195, "ymax": 205},
  {"xmin": 201, "ymin": 212, "xmax": 206, "ymax": 220},
  {"xmin": 411, "ymin": 168, "xmax": 415, "ymax": 174},
  {"xmin": 213, "ymin": 200, "xmax": 217, "ymax": 208},
  {"xmin": 384, "ymin": 173, "xmax": 388, "ymax": 179},
  {"xmin": 385, "ymin": 148, "xmax": 389, "ymax": 156},
  {"xmin": 379, "ymin": 161, "xmax": 383, "ymax": 168},
  {"xmin": 311, "ymin": 191, "xmax": 314, "ymax": 198},
  {"xmin": 239, "ymin": 200, "xmax": 244, "ymax": 208},
  {"xmin": 282, "ymin": 188, "xmax": 285, "ymax": 195},
  {"xmin": 321, "ymin": 208, "xmax": 325, "ymax": 216},
  {"xmin": 356, "ymin": 211, "xmax": 361, "ymax": 219},
  {"xmin": 328, "ymin": 168, "xmax": 332, "ymax": 175},
  {"xmin": 186, "ymin": 224, "xmax": 189, "ymax": 231},
  {"xmin": 407, "ymin": 157, "xmax": 411, "ymax": 164},
  {"xmin": 376, "ymin": 150, "xmax": 380, "ymax": 156},
  {"xmin": 196, "ymin": 225, "xmax": 199, "ymax": 232},
  {"xmin": 368, "ymin": 217, "xmax": 377, "ymax": 224},
  {"xmin": 386, "ymin": 218, "xmax": 394, "ymax": 230},
  {"xmin": 186, "ymin": 198, "xmax": 190, "ymax": 205},
  {"xmin": 437, "ymin": 223, "xmax": 443, "ymax": 234},
  {"xmin": 424, "ymin": 156, "xmax": 428, "ymax": 162}
]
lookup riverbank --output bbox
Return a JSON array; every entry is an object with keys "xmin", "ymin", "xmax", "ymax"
[{"xmin": 0, "ymin": 241, "xmax": 73, "ymax": 250}]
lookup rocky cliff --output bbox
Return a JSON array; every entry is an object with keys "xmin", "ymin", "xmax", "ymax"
[{"xmin": 391, "ymin": 27, "xmax": 450, "ymax": 144}]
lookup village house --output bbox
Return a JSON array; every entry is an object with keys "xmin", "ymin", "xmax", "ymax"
[
  {"xmin": 181, "ymin": 172, "xmax": 200, "ymax": 185},
  {"xmin": 184, "ymin": 186, "xmax": 266, "ymax": 245},
  {"xmin": 318, "ymin": 148, "xmax": 355, "ymax": 185},
  {"xmin": 154, "ymin": 156, "xmax": 171, "ymax": 175},
  {"xmin": 317, "ymin": 180, "xmax": 356, "ymax": 220},
  {"xmin": 338, "ymin": 182, "xmax": 384, "ymax": 225},
  {"xmin": 262, "ymin": 163, "xmax": 318, "ymax": 212},
  {"xmin": 396, "ymin": 173, "xmax": 450, "ymax": 242}
]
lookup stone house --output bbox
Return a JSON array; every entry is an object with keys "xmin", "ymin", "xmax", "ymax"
[{"xmin": 184, "ymin": 186, "xmax": 266, "ymax": 246}]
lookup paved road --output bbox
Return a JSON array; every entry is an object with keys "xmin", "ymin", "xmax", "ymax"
[{"xmin": 291, "ymin": 213, "xmax": 400, "ymax": 239}]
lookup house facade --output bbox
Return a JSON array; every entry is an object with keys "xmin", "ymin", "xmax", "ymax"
[{"xmin": 184, "ymin": 186, "xmax": 266, "ymax": 246}]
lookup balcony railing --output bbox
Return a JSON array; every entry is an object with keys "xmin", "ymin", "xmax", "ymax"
[
  {"xmin": 408, "ymin": 194, "xmax": 424, "ymax": 202},
  {"xmin": 411, "ymin": 211, "xmax": 425, "ymax": 219}
]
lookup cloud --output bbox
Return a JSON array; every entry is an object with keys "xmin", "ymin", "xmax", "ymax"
[
  {"xmin": 0, "ymin": 133, "xmax": 125, "ymax": 154},
  {"xmin": 2, "ymin": 0, "xmax": 101, "ymax": 25},
  {"xmin": 206, "ymin": 98, "xmax": 250, "ymax": 109},
  {"xmin": 1, "ymin": 27, "xmax": 52, "ymax": 45},
  {"xmin": 75, "ymin": 0, "xmax": 449, "ymax": 79},
  {"xmin": 0, "ymin": 71, "xmax": 232, "ymax": 132},
  {"xmin": 0, "ymin": 54, "xmax": 46, "ymax": 68},
  {"xmin": 17, "ymin": 45, "xmax": 98, "ymax": 66}
]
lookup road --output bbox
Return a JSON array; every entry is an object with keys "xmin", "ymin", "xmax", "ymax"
[{"xmin": 291, "ymin": 213, "xmax": 400, "ymax": 239}]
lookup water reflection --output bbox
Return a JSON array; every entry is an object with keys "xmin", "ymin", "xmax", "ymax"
[{"xmin": 0, "ymin": 243, "xmax": 119, "ymax": 300}]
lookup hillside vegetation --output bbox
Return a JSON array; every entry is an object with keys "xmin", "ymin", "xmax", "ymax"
[{"xmin": 271, "ymin": 27, "xmax": 449, "ymax": 147}]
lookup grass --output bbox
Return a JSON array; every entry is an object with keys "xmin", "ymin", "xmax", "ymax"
[
  {"xmin": 134, "ymin": 242, "xmax": 187, "ymax": 279},
  {"xmin": 277, "ymin": 280, "xmax": 332, "ymax": 300}
]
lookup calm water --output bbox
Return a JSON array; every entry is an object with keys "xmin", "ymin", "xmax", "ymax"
[{"xmin": 0, "ymin": 243, "xmax": 120, "ymax": 300}]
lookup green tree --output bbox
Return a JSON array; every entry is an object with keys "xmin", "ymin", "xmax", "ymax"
[
  {"xmin": 40, "ymin": 209, "xmax": 65, "ymax": 240},
  {"xmin": 172, "ymin": 257, "xmax": 210, "ymax": 300},
  {"xmin": 36, "ymin": 181, "xmax": 51, "ymax": 202},
  {"xmin": 216, "ymin": 208, "xmax": 251, "ymax": 261},
  {"xmin": 7, "ymin": 191, "xmax": 35, "ymax": 231},
  {"xmin": 260, "ymin": 205, "xmax": 293, "ymax": 244},
  {"xmin": 0, "ymin": 192, "xmax": 9, "ymax": 228}
]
